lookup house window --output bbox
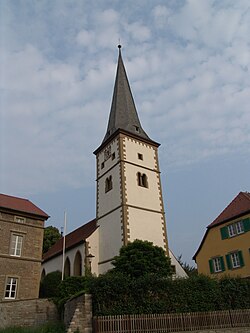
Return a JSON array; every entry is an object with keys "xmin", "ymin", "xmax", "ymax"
[
  {"xmin": 209, "ymin": 256, "xmax": 225, "ymax": 274},
  {"xmin": 10, "ymin": 234, "xmax": 23, "ymax": 257},
  {"xmin": 138, "ymin": 153, "xmax": 143, "ymax": 160},
  {"xmin": 213, "ymin": 257, "xmax": 222, "ymax": 272},
  {"xmin": 235, "ymin": 221, "xmax": 244, "ymax": 234},
  {"xmin": 112, "ymin": 152, "xmax": 115, "ymax": 160},
  {"xmin": 105, "ymin": 175, "xmax": 113, "ymax": 193},
  {"xmin": 220, "ymin": 218, "xmax": 250, "ymax": 240},
  {"xmin": 228, "ymin": 224, "xmax": 236, "ymax": 237},
  {"xmin": 137, "ymin": 172, "xmax": 148, "ymax": 188},
  {"xmin": 101, "ymin": 162, "xmax": 104, "ymax": 169},
  {"xmin": 5, "ymin": 277, "xmax": 18, "ymax": 299},
  {"xmin": 15, "ymin": 216, "xmax": 25, "ymax": 223},
  {"xmin": 226, "ymin": 251, "xmax": 244, "ymax": 270}
]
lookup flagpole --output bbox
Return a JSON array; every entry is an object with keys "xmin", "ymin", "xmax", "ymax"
[{"xmin": 61, "ymin": 211, "xmax": 67, "ymax": 281}]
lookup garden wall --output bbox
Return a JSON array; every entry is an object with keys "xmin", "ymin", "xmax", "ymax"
[
  {"xmin": 0, "ymin": 298, "xmax": 59, "ymax": 329},
  {"xmin": 64, "ymin": 293, "xmax": 92, "ymax": 333}
]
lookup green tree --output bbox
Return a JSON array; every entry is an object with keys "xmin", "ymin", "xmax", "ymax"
[
  {"xmin": 43, "ymin": 226, "xmax": 61, "ymax": 254},
  {"xmin": 111, "ymin": 239, "xmax": 172, "ymax": 278},
  {"xmin": 39, "ymin": 270, "xmax": 61, "ymax": 298},
  {"xmin": 177, "ymin": 254, "xmax": 197, "ymax": 277}
]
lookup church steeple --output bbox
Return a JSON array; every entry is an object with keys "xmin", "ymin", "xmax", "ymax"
[{"xmin": 102, "ymin": 45, "xmax": 153, "ymax": 144}]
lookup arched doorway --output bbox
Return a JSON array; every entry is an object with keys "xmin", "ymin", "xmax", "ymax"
[
  {"xmin": 41, "ymin": 268, "xmax": 46, "ymax": 280},
  {"xmin": 64, "ymin": 257, "xmax": 70, "ymax": 277},
  {"xmin": 74, "ymin": 251, "xmax": 82, "ymax": 276}
]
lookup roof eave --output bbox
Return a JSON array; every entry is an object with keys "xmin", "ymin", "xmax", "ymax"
[
  {"xmin": 43, "ymin": 239, "xmax": 85, "ymax": 263},
  {"xmin": 0, "ymin": 206, "xmax": 49, "ymax": 220},
  {"xmin": 208, "ymin": 209, "xmax": 250, "ymax": 229},
  {"xmin": 94, "ymin": 129, "xmax": 160, "ymax": 155}
]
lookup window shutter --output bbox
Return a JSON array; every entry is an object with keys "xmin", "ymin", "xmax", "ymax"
[
  {"xmin": 226, "ymin": 254, "xmax": 232, "ymax": 270},
  {"xmin": 238, "ymin": 251, "xmax": 245, "ymax": 267},
  {"xmin": 242, "ymin": 218, "xmax": 250, "ymax": 232},
  {"xmin": 209, "ymin": 259, "xmax": 214, "ymax": 274},
  {"xmin": 220, "ymin": 256, "xmax": 225, "ymax": 271},
  {"xmin": 220, "ymin": 226, "xmax": 229, "ymax": 239}
]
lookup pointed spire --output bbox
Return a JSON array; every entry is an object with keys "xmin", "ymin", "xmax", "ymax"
[{"xmin": 102, "ymin": 45, "xmax": 152, "ymax": 144}]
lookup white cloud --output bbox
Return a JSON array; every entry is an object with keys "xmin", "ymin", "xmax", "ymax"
[{"xmin": 1, "ymin": 0, "xmax": 250, "ymax": 197}]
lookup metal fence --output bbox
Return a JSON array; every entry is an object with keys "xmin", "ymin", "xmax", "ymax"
[{"xmin": 93, "ymin": 309, "xmax": 250, "ymax": 333}]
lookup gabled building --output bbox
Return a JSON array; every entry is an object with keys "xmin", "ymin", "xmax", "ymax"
[
  {"xmin": 0, "ymin": 194, "xmax": 49, "ymax": 300},
  {"xmin": 193, "ymin": 192, "xmax": 250, "ymax": 278},
  {"xmin": 42, "ymin": 219, "xmax": 99, "ymax": 277},
  {"xmin": 42, "ymin": 46, "xmax": 187, "ymax": 278}
]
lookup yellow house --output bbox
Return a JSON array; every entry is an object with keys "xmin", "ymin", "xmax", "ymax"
[{"xmin": 193, "ymin": 192, "xmax": 250, "ymax": 278}]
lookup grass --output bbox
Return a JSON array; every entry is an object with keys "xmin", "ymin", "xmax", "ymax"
[{"xmin": 0, "ymin": 322, "xmax": 65, "ymax": 333}]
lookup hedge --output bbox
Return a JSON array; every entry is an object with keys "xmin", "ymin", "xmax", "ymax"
[
  {"xmin": 88, "ymin": 274, "xmax": 250, "ymax": 315},
  {"xmin": 40, "ymin": 272, "xmax": 250, "ymax": 316}
]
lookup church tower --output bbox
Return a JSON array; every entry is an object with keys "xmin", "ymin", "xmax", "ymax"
[{"xmin": 94, "ymin": 46, "xmax": 169, "ymax": 274}]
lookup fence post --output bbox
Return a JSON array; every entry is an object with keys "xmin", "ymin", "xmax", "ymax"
[{"xmin": 228, "ymin": 310, "xmax": 233, "ymax": 328}]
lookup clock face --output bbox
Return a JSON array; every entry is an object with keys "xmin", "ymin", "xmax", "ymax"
[{"xmin": 104, "ymin": 146, "xmax": 111, "ymax": 161}]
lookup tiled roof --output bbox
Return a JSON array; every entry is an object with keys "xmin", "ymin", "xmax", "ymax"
[
  {"xmin": 101, "ymin": 46, "xmax": 154, "ymax": 145},
  {"xmin": 208, "ymin": 192, "xmax": 250, "ymax": 228},
  {"xmin": 0, "ymin": 193, "xmax": 49, "ymax": 219},
  {"xmin": 193, "ymin": 191, "xmax": 250, "ymax": 260},
  {"xmin": 43, "ymin": 219, "xmax": 98, "ymax": 262}
]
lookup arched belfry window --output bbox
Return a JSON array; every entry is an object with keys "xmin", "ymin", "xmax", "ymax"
[
  {"xmin": 137, "ymin": 172, "xmax": 148, "ymax": 188},
  {"xmin": 74, "ymin": 251, "xmax": 82, "ymax": 276},
  {"xmin": 105, "ymin": 175, "xmax": 113, "ymax": 193},
  {"xmin": 64, "ymin": 257, "xmax": 71, "ymax": 277}
]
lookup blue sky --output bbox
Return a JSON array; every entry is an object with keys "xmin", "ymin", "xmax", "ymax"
[{"xmin": 1, "ymin": 0, "xmax": 250, "ymax": 265}]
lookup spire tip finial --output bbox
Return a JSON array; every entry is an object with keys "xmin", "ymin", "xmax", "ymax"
[{"xmin": 118, "ymin": 44, "xmax": 122, "ymax": 49}]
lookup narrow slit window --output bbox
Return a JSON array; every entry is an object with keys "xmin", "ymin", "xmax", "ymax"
[{"xmin": 134, "ymin": 126, "xmax": 140, "ymax": 133}]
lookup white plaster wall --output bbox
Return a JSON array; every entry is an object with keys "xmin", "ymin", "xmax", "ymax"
[
  {"xmin": 97, "ymin": 208, "xmax": 123, "ymax": 265},
  {"xmin": 124, "ymin": 137, "xmax": 156, "ymax": 169},
  {"xmin": 125, "ymin": 164, "xmax": 162, "ymax": 211},
  {"xmin": 97, "ymin": 138, "xmax": 119, "ymax": 178},
  {"xmin": 128, "ymin": 207, "xmax": 166, "ymax": 249},
  {"xmin": 169, "ymin": 249, "xmax": 188, "ymax": 278},
  {"xmin": 42, "ymin": 254, "xmax": 63, "ymax": 275},
  {"xmin": 98, "ymin": 260, "xmax": 113, "ymax": 275},
  {"xmin": 97, "ymin": 164, "xmax": 122, "ymax": 218},
  {"xmin": 87, "ymin": 228, "xmax": 99, "ymax": 276},
  {"xmin": 42, "ymin": 243, "xmax": 85, "ymax": 276}
]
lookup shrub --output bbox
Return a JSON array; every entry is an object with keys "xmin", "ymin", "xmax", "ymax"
[
  {"xmin": 39, "ymin": 271, "xmax": 62, "ymax": 298},
  {"xmin": 89, "ymin": 273, "xmax": 250, "ymax": 316}
]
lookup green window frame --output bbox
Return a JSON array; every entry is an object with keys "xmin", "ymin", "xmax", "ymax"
[
  {"xmin": 220, "ymin": 217, "xmax": 250, "ymax": 240},
  {"xmin": 209, "ymin": 256, "xmax": 225, "ymax": 274},
  {"xmin": 226, "ymin": 250, "xmax": 244, "ymax": 270},
  {"xmin": 242, "ymin": 217, "xmax": 250, "ymax": 232}
]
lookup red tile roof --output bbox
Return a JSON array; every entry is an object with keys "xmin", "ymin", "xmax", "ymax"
[
  {"xmin": 43, "ymin": 219, "xmax": 98, "ymax": 262},
  {"xmin": 193, "ymin": 191, "xmax": 250, "ymax": 260},
  {"xmin": 0, "ymin": 193, "xmax": 49, "ymax": 219},
  {"xmin": 208, "ymin": 192, "xmax": 250, "ymax": 228}
]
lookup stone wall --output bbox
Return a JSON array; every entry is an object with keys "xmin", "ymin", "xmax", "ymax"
[
  {"xmin": 0, "ymin": 298, "xmax": 59, "ymax": 329},
  {"xmin": 0, "ymin": 210, "xmax": 44, "ymax": 300},
  {"xmin": 64, "ymin": 293, "xmax": 92, "ymax": 333}
]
